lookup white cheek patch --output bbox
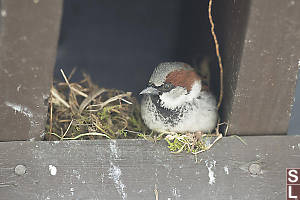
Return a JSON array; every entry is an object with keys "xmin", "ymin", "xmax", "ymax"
[
  {"xmin": 189, "ymin": 81, "xmax": 201, "ymax": 98},
  {"xmin": 159, "ymin": 87, "xmax": 188, "ymax": 109},
  {"xmin": 159, "ymin": 81, "xmax": 202, "ymax": 109}
]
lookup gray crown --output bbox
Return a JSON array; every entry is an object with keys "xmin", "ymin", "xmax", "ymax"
[{"xmin": 149, "ymin": 62, "xmax": 192, "ymax": 86}]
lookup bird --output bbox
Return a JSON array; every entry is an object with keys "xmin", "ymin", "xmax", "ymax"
[{"xmin": 140, "ymin": 62, "xmax": 218, "ymax": 133}]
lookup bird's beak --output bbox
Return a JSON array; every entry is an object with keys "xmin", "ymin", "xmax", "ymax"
[{"xmin": 139, "ymin": 87, "xmax": 159, "ymax": 95}]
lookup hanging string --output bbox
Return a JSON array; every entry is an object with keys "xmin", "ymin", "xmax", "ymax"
[{"xmin": 208, "ymin": 0, "xmax": 223, "ymax": 109}]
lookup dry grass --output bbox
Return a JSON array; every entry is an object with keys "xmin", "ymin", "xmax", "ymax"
[
  {"xmin": 44, "ymin": 69, "xmax": 150, "ymax": 141},
  {"xmin": 45, "ymin": 0, "xmax": 225, "ymax": 151},
  {"xmin": 163, "ymin": 122, "xmax": 226, "ymax": 155},
  {"xmin": 44, "ymin": 0, "xmax": 226, "ymax": 154},
  {"xmin": 44, "ymin": 69, "xmax": 225, "ymax": 154}
]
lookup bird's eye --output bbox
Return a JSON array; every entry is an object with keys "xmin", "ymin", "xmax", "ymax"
[
  {"xmin": 163, "ymin": 84, "xmax": 170, "ymax": 89},
  {"xmin": 160, "ymin": 83, "xmax": 173, "ymax": 92}
]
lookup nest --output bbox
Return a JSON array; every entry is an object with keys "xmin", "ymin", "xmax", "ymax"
[
  {"xmin": 44, "ymin": 69, "xmax": 150, "ymax": 141},
  {"xmin": 44, "ymin": 0, "xmax": 231, "ymax": 153},
  {"xmin": 44, "ymin": 69, "xmax": 230, "ymax": 154}
]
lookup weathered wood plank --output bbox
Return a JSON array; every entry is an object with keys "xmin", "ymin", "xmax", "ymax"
[
  {"xmin": 0, "ymin": 0, "xmax": 62, "ymax": 141},
  {"xmin": 220, "ymin": 0, "xmax": 300, "ymax": 135},
  {"xmin": 0, "ymin": 137, "xmax": 299, "ymax": 200}
]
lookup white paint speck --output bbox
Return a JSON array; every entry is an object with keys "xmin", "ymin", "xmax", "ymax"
[
  {"xmin": 21, "ymin": 58, "xmax": 27, "ymax": 63},
  {"xmin": 70, "ymin": 187, "xmax": 74, "ymax": 196},
  {"xmin": 110, "ymin": 140, "xmax": 119, "ymax": 159},
  {"xmin": 172, "ymin": 187, "xmax": 181, "ymax": 198},
  {"xmin": 1, "ymin": 9, "xmax": 7, "ymax": 17},
  {"xmin": 289, "ymin": 0, "xmax": 295, "ymax": 6},
  {"xmin": 205, "ymin": 160, "xmax": 216, "ymax": 185},
  {"xmin": 109, "ymin": 162, "xmax": 127, "ymax": 200},
  {"xmin": 100, "ymin": 173, "xmax": 105, "ymax": 183},
  {"xmin": 73, "ymin": 169, "xmax": 81, "ymax": 180},
  {"xmin": 138, "ymin": 189, "xmax": 145, "ymax": 193},
  {"xmin": 5, "ymin": 101, "xmax": 33, "ymax": 118},
  {"xmin": 19, "ymin": 36, "xmax": 27, "ymax": 41},
  {"xmin": 17, "ymin": 84, "xmax": 22, "ymax": 92},
  {"xmin": 109, "ymin": 140, "xmax": 127, "ymax": 199},
  {"xmin": 42, "ymin": 93, "xmax": 49, "ymax": 100},
  {"xmin": 40, "ymin": 132, "xmax": 45, "ymax": 139},
  {"xmin": 298, "ymin": 143, "xmax": 300, "ymax": 150},
  {"xmin": 224, "ymin": 166, "xmax": 229, "ymax": 175},
  {"xmin": 49, "ymin": 165, "xmax": 57, "ymax": 176},
  {"xmin": 5, "ymin": 101, "xmax": 41, "ymax": 132},
  {"xmin": 291, "ymin": 145, "xmax": 295, "ymax": 150}
]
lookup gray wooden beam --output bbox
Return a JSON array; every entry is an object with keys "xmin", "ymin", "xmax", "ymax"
[
  {"xmin": 0, "ymin": 137, "xmax": 299, "ymax": 199},
  {"xmin": 0, "ymin": 0, "xmax": 62, "ymax": 141},
  {"xmin": 221, "ymin": 0, "xmax": 300, "ymax": 135}
]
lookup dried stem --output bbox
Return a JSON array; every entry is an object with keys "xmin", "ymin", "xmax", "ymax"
[
  {"xmin": 51, "ymin": 87, "xmax": 70, "ymax": 108},
  {"xmin": 208, "ymin": 0, "xmax": 223, "ymax": 109},
  {"xmin": 87, "ymin": 92, "xmax": 132, "ymax": 110},
  {"xmin": 154, "ymin": 184, "xmax": 159, "ymax": 200},
  {"xmin": 79, "ymin": 88, "xmax": 107, "ymax": 113},
  {"xmin": 61, "ymin": 119, "xmax": 74, "ymax": 140},
  {"xmin": 60, "ymin": 69, "xmax": 88, "ymax": 98},
  {"xmin": 49, "ymin": 91, "xmax": 53, "ymax": 134}
]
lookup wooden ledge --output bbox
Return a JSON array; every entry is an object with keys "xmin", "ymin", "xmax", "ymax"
[{"xmin": 0, "ymin": 136, "xmax": 300, "ymax": 199}]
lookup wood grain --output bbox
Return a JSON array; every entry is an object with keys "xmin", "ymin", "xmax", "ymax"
[
  {"xmin": 0, "ymin": 0, "xmax": 62, "ymax": 141},
  {"xmin": 220, "ymin": 0, "xmax": 300, "ymax": 135},
  {"xmin": 0, "ymin": 137, "xmax": 299, "ymax": 199}
]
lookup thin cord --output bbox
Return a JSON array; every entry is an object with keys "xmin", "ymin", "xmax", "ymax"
[{"xmin": 208, "ymin": 0, "xmax": 223, "ymax": 109}]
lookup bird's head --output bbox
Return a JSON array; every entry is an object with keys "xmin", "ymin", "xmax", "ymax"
[{"xmin": 140, "ymin": 62, "xmax": 205, "ymax": 109}]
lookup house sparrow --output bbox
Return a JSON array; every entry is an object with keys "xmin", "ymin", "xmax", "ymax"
[{"xmin": 140, "ymin": 62, "xmax": 218, "ymax": 133}]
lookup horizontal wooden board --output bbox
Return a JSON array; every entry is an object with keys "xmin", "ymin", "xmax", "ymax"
[{"xmin": 0, "ymin": 136, "xmax": 300, "ymax": 199}]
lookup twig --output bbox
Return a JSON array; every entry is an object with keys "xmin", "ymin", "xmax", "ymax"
[
  {"xmin": 230, "ymin": 135, "xmax": 247, "ymax": 145},
  {"xmin": 171, "ymin": 143, "xmax": 187, "ymax": 154},
  {"xmin": 51, "ymin": 87, "xmax": 70, "ymax": 108},
  {"xmin": 60, "ymin": 69, "xmax": 72, "ymax": 88},
  {"xmin": 58, "ymin": 119, "xmax": 72, "ymax": 123},
  {"xmin": 70, "ymin": 85, "xmax": 88, "ymax": 98},
  {"xmin": 123, "ymin": 129, "xmax": 142, "ymax": 134},
  {"xmin": 192, "ymin": 133, "xmax": 223, "ymax": 155},
  {"xmin": 154, "ymin": 184, "xmax": 159, "ymax": 200},
  {"xmin": 68, "ymin": 68, "xmax": 77, "ymax": 81},
  {"xmin": 121, "ymin": 98, "xmax": 133, "ymax": 105},
  {"xmin": 82, "ymin": 73, "xmax": 94, "ymax": 89},
  {"xmin": 61, "ymin": 119, "xmax": 74, "ymax": 140},
  {"xmin": 88, "ymin": 93, "xmax": 132, "ymax": 109},
  {"xmin": 79, "ymin": 88, "xmax": 107, "ymax": 113},
  {"xmin": 49, "ymin": 90, "xmax": 53, "ymax": 134},
  {"xmin": 208, "ymin": 0, "xmax": 223, "ymax": 109},
  {"xmin": 50, "ymin": 132, "xmax": 111, "ymax": 140},
  {"xmin": 224, "ymin": 121, "xmax": 229, "ymax": 136},
  {"xmin": 60, "ymin": 69, "xmax": 88, "ymax": 98}
]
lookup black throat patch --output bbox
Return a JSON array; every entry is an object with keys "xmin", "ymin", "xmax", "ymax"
[{"xmin": 150, "ymin": 95, "xmax": 188, "ymax": 126}]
